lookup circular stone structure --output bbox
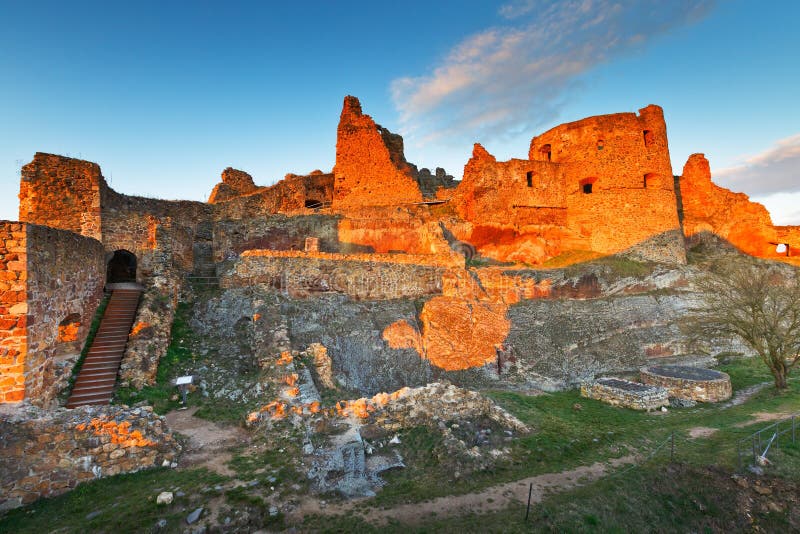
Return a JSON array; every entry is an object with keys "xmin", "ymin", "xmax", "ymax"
[{"xmin": 640, "ymin": 365, "xmax": 732, "ymax": 403}]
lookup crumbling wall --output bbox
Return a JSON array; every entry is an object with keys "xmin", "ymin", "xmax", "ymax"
[
  {"xmin": 679, "ymin": 153, "xmax": 785, "ymax": 259},
  {"xmin": 213, "ymin": 214, "xmax": 342, "ymax": 262},
  {"xmin": 208, "ymin": 170, "xmax": 334, "ymax": 214},
  {"xmin": 0, "ymin": 223, "xmax": 105, "ymax": 406},
  {"xmin": 0, "ymin": 223, "xmax": 29, "ymax": 403},
  {"xmin": 19, "ymin": 153, "xmax": 105, "ymax": 240},
  {"xmin": 208, "ymin": 167, "xmax": 258, "ymax": 203},
  {"xmin": 337, "ymin": 207, "xmax": 452, "ymax": 255},
  {"xmin": 332, "ymin": 96, "xmax": 423, "ymax": 208},
  {"xmin": 221, "ymin": 250, "xmax": 450, "ymax": 300},
  {"xmin": 0, "ymin": 404, "xmax": 179, "ymax": 511},
  {"xmin": 449, "ymin": 106, "xmax": 684, "ymax": 265}
]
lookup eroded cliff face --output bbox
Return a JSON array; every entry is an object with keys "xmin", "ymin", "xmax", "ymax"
[{"xmin": 332, "ymin": 96, "xmax": 423, "ymax": 209}]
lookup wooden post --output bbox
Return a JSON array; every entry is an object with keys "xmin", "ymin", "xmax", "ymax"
[{"xmin": 793, "ymin": 415, "xmax": 796, "ymax": 444}]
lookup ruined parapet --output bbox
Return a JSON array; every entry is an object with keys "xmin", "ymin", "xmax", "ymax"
[
  {"xmin": 19, "ymin": 153, "xmax": 107, "ymax": 240},
  {"xmin": 640, "ymin": 365, "xmax": 732, "ymax": 403},
  {"xmin": 581, "ymin": 377, "xmax": 669, "ymax": 410},
  {"xmin": 417, "ymin": 167, "xmax": 458, "ymax": 199},
  {"xmin": 0, "ymin": 222, "xmax": 105, "ymax": 407},
  {"xmin": 679, "ymin": 153, "xmax": 780, "ymax": 258},
  {"xmin": 0, "ymin": 404, "xmax": 180, "ymax": 510},
  {"xmin": 208, "ymin": 167, "xmax": 258, "ymax": 203},
  {"xmin": 332, "ymin": 96, "xmax": 423, "ymax": 208}
]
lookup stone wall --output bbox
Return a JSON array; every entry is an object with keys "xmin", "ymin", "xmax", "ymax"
[
  {"xmin": 119, "ymin": 275, "xmax": 180, "ymax": 389},
  {"xmin": 640, "ymin": 365, "xmax": 732, "ymax": 402},
  {"xmin": 580, "ymin": 377, "xmax": 669, "ymax": 410},
  {"xmin": 212, "ymin": 214, "xmax": 342, "ymax": 262},
  {"xmin": 447, "ymin": 106, "xmax": 685, "ymax": 265},
  {"xmin": 332, "ymin": 96, "xmax": 423, "ymax": 208},
  {"xmin": 18, "ymin": 153, "xmax": 104, "ymax": 240},
  {"xmin": 0, "ymin": 223, "xmax": 105, "ymax": 407},
  {"xmin": 0, "ymin": 404, "xmax": 180, "ymax": 511},
  {"xmin": 0, "ymin": 223, "xmax": 29, "ymax": 403},
  {"xmin": 679, "ymin": 153, "xmax": 800, "ymax": 263},
  {"xmin": 220, "ymin": 250, "xmax": 452, "ymax": 300}
]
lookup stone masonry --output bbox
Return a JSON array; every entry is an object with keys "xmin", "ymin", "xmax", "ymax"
[
  {"xmin": 0, "ymin": 403, "xmax": 180, "ymax": 511},
  {"xmin": 640, "ymin": 365, "xmax": 732, "ymax": 403}
]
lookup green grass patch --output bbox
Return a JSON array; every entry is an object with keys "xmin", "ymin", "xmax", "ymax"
[
  {"xmin": 114, "ymin": 302, "xmax": 194, "ymax": 414},
  {"xmin": 0, "ymin": 468, "xmax": 226, "ymax": 534}
]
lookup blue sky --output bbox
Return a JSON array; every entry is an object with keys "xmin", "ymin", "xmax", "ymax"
[{"xmin": 1, "ymin": 0, "xmax": 799, "ymax": 223}]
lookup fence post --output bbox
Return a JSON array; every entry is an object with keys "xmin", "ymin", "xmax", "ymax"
[
  {"xmin": 525, "ymin": 482, "xmax": 533, "ymax": 522},
  {"xmin": 793, "ymin": 416, "xmax": 796, "ymax": 444},
  {"xmin": 737, "ymin": 439, "xmax": 742, "ymax": 471},
  {"xmin": 670, "ymin": 431, "xmax": 675, "ymax": 463},
  {"xmin": 752, "ymin": 436, "xmax": 757, "ymax": 464}
]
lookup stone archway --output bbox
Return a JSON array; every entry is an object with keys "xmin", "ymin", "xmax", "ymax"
[{"xmin": 106, "ymin": 249, "xmax": 137, "ymax": 283}]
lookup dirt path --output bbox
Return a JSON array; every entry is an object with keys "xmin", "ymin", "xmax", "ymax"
[
  {"xmin": 721, "ymin": 381, "xmax": 771, "ymax": 409},
  {"xmin": 288, "ymin": 456, "xmax": 635, "ymax": 526},
  {"xmin": 164, "ymin": 407, "xmax": 250, "ymax": 477}
]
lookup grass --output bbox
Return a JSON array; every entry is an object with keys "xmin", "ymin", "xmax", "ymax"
[
  {"xmin": 367, "ymin": 357, "xmax": 800, "ymax": 507},
  {"xmin": 113, "ymin": 302, "xmax": 194, "ymax": 414},
  {"xmin": 0, "ymin": 468, "xmax": 226, "ymax": 534}
]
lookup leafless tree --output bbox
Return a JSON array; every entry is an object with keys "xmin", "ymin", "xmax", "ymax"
[{"xmin": 684, "ymin": 258, "xmax": 800, "ymax": 390}]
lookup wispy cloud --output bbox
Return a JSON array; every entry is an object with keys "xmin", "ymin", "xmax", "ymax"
[
  {"xmin": 391, "ymin": 0, "xmax": 714, "ymax": 145},
  {"xmin": 715, "ymin": 134, "xmax": 800, "ymax": 196}
]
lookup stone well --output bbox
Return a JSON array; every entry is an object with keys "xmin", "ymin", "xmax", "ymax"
[
  {"xmin": 580, "ymin": 378, "xmax": 669, "ymax": 411},
  {"xmin": 640, "ymin": 365, "xmax": 732, "ymax": 403}
]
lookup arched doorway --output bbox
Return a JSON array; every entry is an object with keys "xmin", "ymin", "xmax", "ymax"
[{"xmin": 106, "ymin": 250, "xmax": 137, "ymax": 283}]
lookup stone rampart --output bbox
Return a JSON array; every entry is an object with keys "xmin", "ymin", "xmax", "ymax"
[
  {"xmin": 0, "ymin": 403, "xmax": 180, "ymax": 511},
  {"xmin": 0, "ymin": 223, "xmax": 105, "ymax": 406},
  {"xmin": 220, "ymin": 250, "xmax": 454, "ymax": 300}
]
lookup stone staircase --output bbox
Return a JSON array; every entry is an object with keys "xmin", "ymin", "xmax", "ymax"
[{"xmin": 65, "ymin": 286, "xmax": 143, "ymax": 408}]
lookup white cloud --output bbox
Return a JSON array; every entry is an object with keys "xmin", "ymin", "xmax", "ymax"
[
  {"xmin": 391, "ymin": 0, "xmax": 714, "ymax": 146},
  {"xmin": 715, "ymin": 134, "xmax": 800, "ymax": 196}
]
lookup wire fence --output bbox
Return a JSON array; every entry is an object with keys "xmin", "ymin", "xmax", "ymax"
[{"xmin": 737, "ymin": 412, "xmax": 799, "ymax": 469}]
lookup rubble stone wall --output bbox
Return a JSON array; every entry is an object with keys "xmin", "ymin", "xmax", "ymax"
[
  {"xmin": 0, "ymin": 404, "xmax": 180, "ymax": 511},
  {"xmin": 581, "ymin": 378, "xmax": 669, "ymax": 410},
  {"xmin": 221, "ymin": 250, "xmax": 451, "ymax": 300},
  {"xmin": 640, "ymin": 365, "xmax": 732, "ymax": 402},
  {"xmin": 0, "ymin": 223, "xmax": 105, "ymax": 406},
  {"xmin": 332, "ymin": 96, "xmax": 423, "ymax": 208},
  {"xmin": 18, "ymin": 153, "xmax": 105, "ymax": 240}
]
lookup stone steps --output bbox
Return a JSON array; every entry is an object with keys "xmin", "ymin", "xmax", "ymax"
[{"xmin": 65, "ymin": 288, "xmax": 143, "ymax": 409}]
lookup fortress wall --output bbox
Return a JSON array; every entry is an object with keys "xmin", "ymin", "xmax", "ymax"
[
  {"xmin": 220, "ymin": 250, "xmax": 450, "ymax": 300},
  {"xmin": 332, "ymin": 96, "xmax": 423, "ymax": 208},
  {"xmin": 101, "ymin": 189, "xmax": 211, "ymax": 277},
  {"xmin": 0, "ymin": 404, "xmax": 179, "ymax": 511},
  {"xmin": 212, "ymin": 214, "xmax": 342, "ymax": 262},
  {"xmin": 209, "ymin": 172, "xmax": 334, "ymax": 218},
  {"xmin": 24, "ymin": 224, "xmax": 106, "ymax": 406},
  {"xmin": 19, "ymin": 153, "xmax": 105, "ymax": 240},
  {"xmin": 0, "ymin": 223, "xmax": 105, "ymax": 406},
  {"xmin": 679, "ymin": 153, "xmax": 786, "ymax": 259},
  {"xmin": 0, "ymin": 223, "xmax": 29, "ymax": 403}
]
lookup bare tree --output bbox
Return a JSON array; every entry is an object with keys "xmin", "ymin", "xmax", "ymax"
[{"xmin": 685, "ymin": 259, "xmax": 800, "ymax": 389}]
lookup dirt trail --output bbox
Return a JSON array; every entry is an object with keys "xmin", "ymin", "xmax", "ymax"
[
  {"xmin": 289, "ymin": 456, "xmax": 635, "ymax": 526},
  {"xmin": 165, "ymin": 407, "xmax": 249, "ymax": 477}
]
